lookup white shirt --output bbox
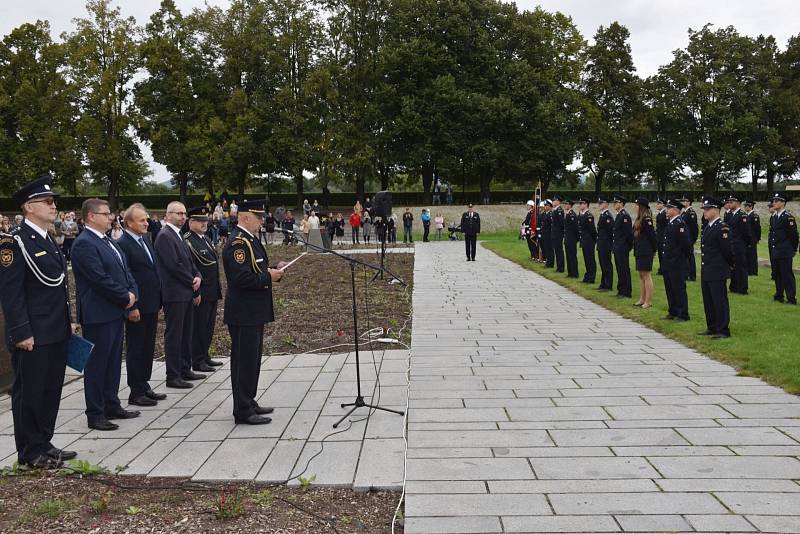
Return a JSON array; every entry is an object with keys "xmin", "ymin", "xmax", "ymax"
[
  {"xmin": 126, "ymin": 229, "xmax": 153, "ymax": 263},
  {"xmin": 776, "ymin": 209, "xmax": 786, "ymax": 218},
  {"xmin": 708, "ymin": 217, "xmax": 721, "ymax": 227},
  {"xmin": 24, "ymin": 219, "xmax": 49, "ymax": 240},
  {"xmin": 85, "ymin": 225, "xmax": 124, "ymax": 263},
  {"xmin": 236, "ymin": 225, "xmax": 255, "ymax": 239},
  {"xmin": 669, "ymin": 215, "xmax": 681, "ymax": 223},
  {"xmin": 165, "ymin": 222, "xmax": 183, "ymax": 237}
]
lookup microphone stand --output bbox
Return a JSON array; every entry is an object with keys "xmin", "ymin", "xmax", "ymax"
[{"xmin": 284, "ymin": 229, "xmax": 406, "ymax": 427}]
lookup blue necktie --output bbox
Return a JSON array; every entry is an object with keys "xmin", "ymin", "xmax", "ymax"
[{"xmin": 138, "ymin": 236, "xmax": 153, "ymax": 264}]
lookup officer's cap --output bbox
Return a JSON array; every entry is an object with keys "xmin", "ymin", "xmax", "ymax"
[
  {"xmin": 678, "ymin": 193, "xmax": 692, "ymax": 203},
  {"xmin": 597, "ymin": 196, "xmax": 609, "ymax": 204},
  {"xmin": 635, "ymin": 196, "xmax": 649, "ymax": 208},
  {"xmin": 563, "ymin": 198, "xmax": 574, "ymax": 206},
  {"xmin": 656, "ymin": 197, "xmax": 666, "ymax": 205},
  {"xmin": 701, "ymin": 196, "xmax": 723, "ymax": 210},
  {"xmin": 578, "ymin": 197, "xmax": 590, "ymax": 205},
  {"xmin": 665, "ymin": 198, "xmax": 683, "ymax": 209},
  {"xmin": 13, "ymin": 175, "xmax": 58, "ymax": 205},
  {"xmin": 724, "ymin": 193, "xmax": 741, "ymax": 203},
  {"xmin": 743, "ymin": 200, "xmax": 755, "ymax": 207},
  {"xmin": 551, "ymin": 194, "xmax": 563, "ymax": 202},
  {"xmin": 239, "ymin": 199, "xmax": 267, "ymax": 214},
  {"xmin": 188, "ymin": 206, "xmax": 210, "ymax": 221},
  {"xmin": 544, "ymin": 199, "xmax": 553, "ymax": 207},
  {"xmin": 613, "ymin": 194, "xmax": 626, "ymax": 204},
  {"xmin": 772, "ymin": 192, "xmax": 788, "ymax": 203},
  {"xmin": 526, "ymin": 200, "xmax": 535, "ymax": 206}
]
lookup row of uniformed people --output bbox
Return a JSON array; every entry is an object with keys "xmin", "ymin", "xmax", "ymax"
[{"xmin": 0, "ymin": 176, "xmax": 284, "ymax": 469}]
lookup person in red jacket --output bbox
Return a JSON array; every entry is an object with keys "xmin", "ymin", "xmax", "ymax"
[{"xmin": 349, "ymin": 210, "xmax": 361, "ymax": 244}]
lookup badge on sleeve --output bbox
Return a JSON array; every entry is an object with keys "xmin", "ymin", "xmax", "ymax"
[
  {"xmin": 0, "ymin": 249, "xmax": 13, "ymax": 267},
  {"xmin": 680, "ymin": 228, "xmax": 684, "ymax": 232},
  {"xmin": 233, "ymin": 249, "xmax": 246, "ymax": 264}
]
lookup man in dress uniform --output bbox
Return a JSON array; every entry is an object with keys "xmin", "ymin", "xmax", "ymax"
[
  {"xmin": 743, "ymin": 200, "xmax": 761, "ymax": 276},
  {"xmin": 117, "ymin": 203, "xmax": 165, "ymax": 407},
  {"xmin": 550, "ymin": 195, "xmax": 565, "ymax": 273},
  {"xmin": 769, "ymin": 193, "xmax": 799, "ymax": 304},
  {"xmin": 596, "ymin": 196, "xmax": 614, "ymax": 291},
  {"xmin": 662, "ymin": 198, "xmax": 692, "ymax": 321},
  {"xmin": 461, "ymin": 204, "xmax": 481, "ymax": 261},
  {"xmin": 522, "ymin": 200, "xmax": 538, "ymax": 261},
  {"xmin": 184, "ymin": 207, "xmax": 223, "ymax": 373},
  {"xmin": 578, "ymin": 198, "xmax": 597, "ymax": 283},
  {"xmin": 722, "ymin": 193, "xmax": 752, "ymax": 295},
  {"xmin": 768, "ymin": 200, "xmax": 777, "ymax": 281},
  {"xmin": 72, "ymin": 198, "xmax": 140, "ymax": 430},
  {"xmin": 680, "ymin": 194, "xmax": 699, "ymax": 281},
  {"xmin": 540, "ymin": 201, "xmax": 553, "ymax": 266},
  {"xmin": 563, "ymin": 199, "xmax": 580, "ymax": 278},
  {"xmin": 699, "ymin": 196, "xmax": 734, "ymax": 338},
  {"xmin": 612, "ymin": 195, "xmax": 633, "ymax": 298},
  {"xmin": 155, "ymin": 201, "xmax": 204, "ymax": 389},
  {"xmin": 655, "ymin": 198, "xmax": 667, "ymax": 275},
  {"xmin": 223, "ymin": 199, "xmax": 284, "ymax": 424},
  {"xmin": 0, "ymin": 176, "xmax": 76, "ymax": 468}
]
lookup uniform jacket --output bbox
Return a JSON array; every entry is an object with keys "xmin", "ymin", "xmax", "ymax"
[
  {"xmin": 662, "ymin": 216, "xmax": 693, "ymax": 270},
  {"xmin": 579, "ymin": 211, "xmax": 597, "ymax": 246},
  {"xmin": 461, "ymin": 211, "xmax": 481, "ymax": 236},
  {"xmin": 222, "ymin": 226, "xmax": 274, "ymax": 326},
  {"xmin": 154, "ymin": 225, "xmax": 201, "ymax": 303},
  {"xmin": 597, "ymin": 210, "xmax": 614, "ymax": 243},
  {"xmin": 551, "ymin": 206, "xmax": 565, "ymax": 240},
  {"xmin": 701, "ymin": 218, "xmax": 734, "ymax": 281},
  {"xmin": 724, "ymin": 209, "xmax": 752, "ymax": 248},
  {"xmin": 747, "ymin": 211, "xmax": 761, "ymax": 243},
  {"xmin": 613, "ymin": 209, "xmax": 634, "ymax": 252},
  {"xmin": 681, "ymin": 208, "xmax": 699, "ymax": 243},
  {"xmin": 656, "ymin": 209, "xmax": 668, "ymax": 250},
  {"xmin": 116, "ymin": 231, "xmax": 162, "ymax": 314},
  {"xmin": 565, "ymin": 210, "xmax": 580, "ymax": 244},
  {"xmin": 633, "ymin": 216, "xmax": 658, "ymax": 258},
  {"xmin": 0, "ymin": 224, "xmax": 71, "ymax": 349},
  {"xmin": 71, "ymin": 228, "xmax": 138, "ymax": 325},
  {"xmin": 769, "ymin": 211, "xmax": 799, "ymax": 259},
  {"xmin": 184, "ymin": 231, "xmax": 222, "ymax": 300}
]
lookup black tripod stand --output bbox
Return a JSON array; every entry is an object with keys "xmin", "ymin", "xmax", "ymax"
[{"xmin": 286, "ymin": 229, "xmax": 406, "ymax": 428}]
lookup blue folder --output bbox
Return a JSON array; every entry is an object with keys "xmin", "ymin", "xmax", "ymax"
[{"xmin": 66, "ymin": 335, "xmax": 94, "ymax": 373}]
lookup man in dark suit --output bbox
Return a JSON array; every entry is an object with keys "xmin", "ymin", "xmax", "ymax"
[
  {"xmin": 744, "ymin": 200, "xmax": 761, "ymax": 276},
  {"xmin": 461, "ymin": 204, "xmax": 481, "ymax": 261},
  {"xmin": 596, "ymin": 197, "xmax": 613, "ymax": 290},
  {"xmin": 723, "ymin": 194, "xmax": 752, "ymax": 295},
  {"xmin": 184, "ymin": 207, "xmax": 223, "ymax": 373},
  {"xmin": 223, "ymin": 200, "xmax": 283, "ymax": 424},
  {"xmin": 550, "ymin": 195, "xmax": 565, "ymax": 272},
  {"xmin": 578, "ymin": 198, "xmax": 597, "ymax": 283},
  {"xmin": 0, "ymin": 176, "xmax": 75, "ymax": 468},
  {"xmin": 662, "ymin": 198, "xmax": 692, "ymax": 321},
  {"xmin": 655, "ymin": 198, "xmax": 667, "ymax": 275},
  {"xmin": 563, "ymin": 199, "xmax": 580, "ymax": 278},
  {"xmin": 699, "ymin": 196, "xmax": 734, "ymax": 339},
  {"xmin": 680, "ymin": 195, "xmax": 699, "ymax": 281},
  {"xmin": 117, "ymin": 203, "xmax": 166, "ymax": 407},
  {"xmin": 540, "ymin": 201, "xmax": 552, "ymax": 266},
  {"xmin": 612, "ymin": 195, "xmax": 633, "ymax": 298},
  {"xmin": 769, "ymin": 193, "xmax": 799, "ymax": 304},
  {"xmin": 155, "ymin": 201, "xmax": 203, "ymax": 389},
  {"xmin": 71, "ymin": 198, "xmax": 140, "ymax": 431}
]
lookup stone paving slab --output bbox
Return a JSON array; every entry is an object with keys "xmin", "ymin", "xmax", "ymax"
[
  {"xmin": 0, "ymin": 350, "xmax": 408, "ymax": 491},
  {"xmin": 404, "ymin": 241, "xmax": 800, "ymax": 533}
]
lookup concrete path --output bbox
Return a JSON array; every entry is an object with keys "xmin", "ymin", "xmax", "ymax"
[
  {"xmin": 0, "ymin": 349, "xmax": 408, "ymax": 490},
  {"xmin": 405, "ymin": 241, "xmax": 800, "ymax": 534}
]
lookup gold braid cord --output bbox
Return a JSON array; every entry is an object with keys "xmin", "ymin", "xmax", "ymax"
[
  {"xmin": 232, "ymin": 238, "xmax": 261, "ymax": 273},
  {"xmin": 185, "ymin": 236, "xmax": 217, "ymax": 266}
]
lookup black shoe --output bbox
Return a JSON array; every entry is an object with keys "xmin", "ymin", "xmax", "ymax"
[
  {"xmin": 166, "ymin": 379, "xmax": 193, "ymax": 389},
  {"xmin": 145, "ymin": 390, "xmax": 167, "ymax": 401},
  {"xmin": 206, "ymin": 359, "xmax": 223, "ymax": 367},
  {"xmin": 697, "ymin": 330, "xmax": 714, "ymax": 336},
  {"xmin": 774, "ymin": 295, "xmax": 785, "ymax": 303},
  {"xmin": 675, "ymin": 317, "xmax": 690, "ymax": 322},
  {"xmin": 24, "ymin": 455, "xmax": 63, "ymax": 469},
  {"xmin": 88, "ymin": 419, "xmax": 119, "ymax": 431},
  {"xmin": 235, "ymin": 415, "xmax": 272, "ymax": 425},
  {"xmin": 193, "ymin": 363, "xmax": 216, "ymax": 373},
  {"xmin": 663, "ymin": 315, "xmax": 676, "ymax": 320},
  {"xmin": 788, "ymin": 300, "xmax": 798, "ymax": 305},
  {"xmin": 46, "ymin": 447, "xmax": 77, "ymax": 461},
  {"xmin": 106, "ymin": 408, "xmax": 140, "ymax": 420},
  {"xmin": 129, "ymin": 395, "xmax": 157, "ymax": 407},
  {"xmin": 182, "ymin": 371, "xmax": 206, "ymax": 381},
  {"xmin": 253, "ymin": 405, "xmax": 274, "ymax": 415},
  {"xmin": 711, "ymin": 333, "xmax": 731, "ymax": 339},
  {"xmin": 617, "ymin": 294, "xmax": 631, "ymax": 298},
  {"xmin": 597, "ymin": 287, "xmax": 610, "ymax": 292}
]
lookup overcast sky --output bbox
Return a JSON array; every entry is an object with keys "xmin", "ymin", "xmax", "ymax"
[{"xmin": 2, "ymin": 0, "xmax": 798, "ymax": 183}]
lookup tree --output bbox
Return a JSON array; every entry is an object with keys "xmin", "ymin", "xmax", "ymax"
[
  {"xmin": 65, "ymin": 0, "xmax": 148, "ymax": 209},
  {"xmin": 0, "ymin": 21, "xmax": 82, "ymax": 195},
  {"xmin": 135, "ymin": 0, "xmax": 208, "ymax": 205},
  {"xmin": 580, "ymin": 22, "xmax": 641, "ymax": 195},
  {"xmin": 774, "ymin": 34, "xmax": 800, "ymax": 190}
]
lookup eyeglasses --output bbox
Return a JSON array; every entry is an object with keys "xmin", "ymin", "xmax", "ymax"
[
  {"xmin": 168, "ymin": 211, "xmax": 187, "ymax": 216},
  {"xmin": 28, "ymin": 198, "xmax": 56, "ymax": 206},
  {"xmin": 92, "ymin": 211, "xmax": 113, "ymax": 217}
]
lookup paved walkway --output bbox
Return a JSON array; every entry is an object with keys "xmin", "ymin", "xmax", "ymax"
[
  {"xmin": 405, "ymin": 241, "xmax": 800, "ymax": 534},
  {"xmin": 0, "ymin": 349, "xmax": 408, "ymax": 489}
]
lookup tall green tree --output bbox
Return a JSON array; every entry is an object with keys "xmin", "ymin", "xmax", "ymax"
[
  {"xmin": 135, "ymin": 0, "xmax": 208, "ymax": 204},
  {"xmin": 774, "ymin": 34, "xmax": 800, "ymax": 191},
  {"xmin": 65, "ymin": 0, "xmax": 148, "ymax": 209},
  {"xmin": 580, "ymin": 22, "xmax": 641, "ymax": 195},
  {"xmin": 0, "ymin": 21, "xmax": 82, "ymax": 195}
]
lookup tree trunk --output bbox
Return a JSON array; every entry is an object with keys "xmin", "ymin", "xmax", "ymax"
[
  {"xmin": 178, "ymin": 171, "xmax": 189, "ymax": 206},
  {"xmin": 593, "ymin": 169, "xmax": 605, "ymax": 196},
  {"xmin": 421, "ymin": 160, "xmax": 435, "ymax": 205},
  {"xmin": 766, "ymin": 164, "xmax": 775, "ymax": 196},
  {"xmin": 356, "ymin": 170, "xmax": 365, "ymax": 203},
  {"xmin": 379, "ymin": 164, "xmax": 389, "ymax": 191},
  {"xmin": 751, "ymin": 164, "xmax": 759, "ymax": 197},
  {"xmin": 107, "ymin": 172, "xmax": 119, "ymax": 212},
  {"xmin": 702, "ymin": 168, "xmax": 716, "ymax": 195},
  {"xmin": 479, "ymin": 171, "xmax": 492, "ymax": 205},
  {"xmin": 295, "ymin": 172, "xmax": 304, "ymax": 210}
]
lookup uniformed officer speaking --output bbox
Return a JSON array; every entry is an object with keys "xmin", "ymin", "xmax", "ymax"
[
  {"xmin": 223, "ymin": 199, "xmax": 285, "ymax": 425},
  {"xmin": 0, "ymin": 176, "xmax": 76, "ymax": 468},
  {"xmin": 185, "ymin": 207, "xmax": 223, "ymax": 373},
  {"xmin": 699, "ymin": 196, "xmax": 734, "ymax": 338}
]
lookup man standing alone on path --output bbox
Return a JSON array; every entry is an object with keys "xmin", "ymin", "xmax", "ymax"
[
  {"xmin": 612, "ymin": 195, "xmax": 633, "ymax": 298},
  {"xmin": 699, "ymin": 196, "xmax": 733, "ymax": 339},
  {"xmin": 155, "ymin": 201, "xmax": 204, "ymax": 389},
  {"xmin": 461, "ymin": 204, "xmax": 481, "ymax": 261},
  {"xmin": 116, "ymin": 203, "xmax": 165, "ymax": 407},
  {"xmin": 550, "ymin": 195, "xmax": 565, "ymax": 273},
  {"xmin": 72, "ymin": 198, "xmax": 140, "ymax": 430}
]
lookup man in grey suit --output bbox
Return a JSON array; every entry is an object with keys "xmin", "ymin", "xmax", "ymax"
[{"xmin": 154, "ymin": 201, "xmax": 203, "ymax": 389}]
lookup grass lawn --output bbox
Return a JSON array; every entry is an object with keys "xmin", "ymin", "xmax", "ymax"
[{"xmin": 482, "ymin": 231, "xmax": 800, "ymax": 394}]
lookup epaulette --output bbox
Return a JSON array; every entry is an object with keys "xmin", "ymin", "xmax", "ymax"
[
  {"xmin": 183, "ymin": 231, "xmax": 192, "ymax": 239},
  {"xmin": 230, "ymin": 238, "xmax": 245, "ymax": 246}
]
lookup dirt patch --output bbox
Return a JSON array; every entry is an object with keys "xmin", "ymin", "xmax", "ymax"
[{"xmin": 0, "ymin": 471, "xmax": 402, "ymax": 533}]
